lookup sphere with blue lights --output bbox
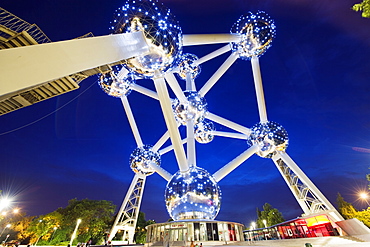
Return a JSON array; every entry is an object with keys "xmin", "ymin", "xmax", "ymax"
[
  {"xmin": 111, "ymin": 0, "xmax": 183, "ymax": 78},
  {"xmin": 98, "ymin": 65, "xmax": 133, "ymax": 98},
  {"xmin": 172, "ymin": 91, "xmax": 208, "ymax": 125},
  {"xmin": 247, "ymin": 121, "xmax": 288, "ymax": 158},
  {"xmin": 165, "ymin": 166, "xmax": 221, "ymax": 220},
  {"xmin": 129, "ymin": 145, "xmax": 161, "ymax": 176},
  {"xmin": 194, "ymin": 120, "xmax": 215, "ymax": 144},
  {"xmin": 177, "ymin": 53, "xmax": 201, "ymax": 80},
  {"xmin": 230, "ymin": 11, "xmax": 276, "ymax": 59}
]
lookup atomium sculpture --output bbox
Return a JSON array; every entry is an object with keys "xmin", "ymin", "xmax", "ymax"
[{"xmin": 101, "ymin": 0, "xmax": 344, "ymax": 243}]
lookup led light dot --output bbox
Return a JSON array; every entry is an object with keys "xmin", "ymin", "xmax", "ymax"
[
  {"xmin": 177, "ymin": 53, "xmax": 201, "ymax": 80},
  {"xmin": 194, "ymin": 120, "xmax": 215, "ymax": 144},
  {"xmin": 111, "ymin": 0, "xmax": 183, "ymax": 78},
  {"xmin": 165, "ymin": 166, "xmax": 221, "ymax": 220},
  {"xmin": 129, "ymin": 144, "xmax": 161, "ymax": 176},
  {"xmin": 247, "ymin": 121, "xmax": 289, "ymax": 158},
  {"xmin": 172, "ymin": 91, "xmax": 208, "ymax": 125},
  {"xmin": 230, "ymin": 10, "xmax": 276, "ymax": 59},
  {"xmin": 98, "ymin": 65, "xmax": 133, "ymax": 98}
]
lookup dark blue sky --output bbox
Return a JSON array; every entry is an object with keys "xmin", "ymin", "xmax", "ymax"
[{"xmin": 1, "ymin": 0, "xmax": 370, "ymax": 226}]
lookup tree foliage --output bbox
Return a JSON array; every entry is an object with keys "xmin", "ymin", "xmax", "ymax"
[
  {"xmin": 134, "ymin": 212, "xmax": 155, "ymax": 244},
  {"xmin": 256, "ymin": 203, "xmax": 285, "ymax": 228},
  {"xmin": 352, "ymin": 0, "xmax": 370, "ymax": 18},
  {"xmin": 337, "ymin": 193, "xmax": 370, "ymax": 227}
]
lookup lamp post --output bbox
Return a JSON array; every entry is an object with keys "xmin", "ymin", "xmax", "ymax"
[
  {"xmin": 0, "ymin": 224, "xmax": 11, "ymax": 238},
  {"xmin": 262, "ymin": 219, "xmax": 267, "ymax": 228},
  {"xmin": 359, "ymin": 192, "xmax": 370, "ymax": 207},
  {"xmin": 70, "ymin": 219, "xmax": 82, "ymax": 246},
  {"xmin": 50, "ymin": 227, "xmax": 58, "ymax": 242}
]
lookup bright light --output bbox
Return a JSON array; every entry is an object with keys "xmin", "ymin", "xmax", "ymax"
[
  {"xmin": 13, "ymin": 208, "xmax": 19, "ymax": 214},
  {"xmin": 359, "ymin": 192, "xmax": 368, "ymax": 200},
  {"xmin": 262, "ymin": 219, "xmax": 267, "ymax": 228},
  {"xmin": 0, "ymin": 198, "xmax": 11, "ymax": 210}
]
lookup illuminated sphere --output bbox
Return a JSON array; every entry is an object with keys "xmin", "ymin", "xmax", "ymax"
[
  {"xmin": 111, "ymin": 0, "xmax": 183, "ymax": 78},
  {"xmin": 129, "ymin": 145, "xmax": 160, "ymax": 176},
  {"xmin": 98, "ymin": 65, "xmax": 133, "ymax": 98},
  {"xmin": 177, "ymin": 53, "xmax": 201, "ymax": 80},
  {"xmin": 247, "ymin": 121, "xmax": 288, "ymax": 158},
  {"xmin": 230, "ymin": 11, "xmax": 276, "ymax": 59},
  {"xmin": 172, "ymin": 91, "xmax": 208, "ymax": 125},
  {"xmin": 194, "ymin": 120, "xmax": 215, "ymax": 144},
  {"xmin": 165, "ymin": 166, "xmax": 221, "ymax": 220}
]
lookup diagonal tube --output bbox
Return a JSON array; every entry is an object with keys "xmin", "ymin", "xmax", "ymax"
[
  {"xmin": 213, "ymin": 144, "xmax": 260, "ymax": 182},
  {"xmin": 206, "ymin": 112, "xmax": 251, "ymax": 136},
  {"xmin": 198, "ymin": 52, "xmax": 238, "ymax": 97},
  {"xmin": 153, "ymin": 76, "xmax": 189, "ymax": 173},
  {"xmin": 121, "ymin": 95, "xmax": 143, "ymax": 147},
  {"xmin": 195, "ymin": 44, "xmax": 231, "ymax": 65}
]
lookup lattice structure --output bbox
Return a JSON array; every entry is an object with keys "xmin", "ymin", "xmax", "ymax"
[{"xmin": 108, "ymin": 174, "xmax": 146, "ymax": 243}]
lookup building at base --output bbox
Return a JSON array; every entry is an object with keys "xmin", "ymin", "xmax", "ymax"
[{"xmin": 145, "ymin": 220, "xmax": 244, "ymax": 246}]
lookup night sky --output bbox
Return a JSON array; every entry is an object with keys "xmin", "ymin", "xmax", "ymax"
[{"xmin": 1, "ymin": 0, "xmax": 370, "ymax": 227}]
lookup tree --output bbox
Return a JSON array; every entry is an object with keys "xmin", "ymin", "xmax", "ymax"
[
  {"xmin": 256, "ymin": 203, "xmax": 285, "ymax": 228},
  {"xmin": 336, "ymin": 193, "xmax": 357, "ymax": 219},
  {"xmin": 353, "ymin": 0, "xmax": 370, "ymax": 18},
  {"xmin": 134, "ymin": 212, "xmax": 155, "ymax": 244},
  {"xmin": 9, "ymin": 214, "xmax": 35, "ymax": 244},
  {"xmin": 56, "ymin": 199, "xmax": 116, "ymax": 245}
]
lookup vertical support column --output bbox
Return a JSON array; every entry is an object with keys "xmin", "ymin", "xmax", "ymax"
[
  {"xmin": 251, "ymin": 57, "xmax": 268, "ymax": 123},
  {"xmin": 108, "ymin": 173, "xmax": 147, "ymax": 243}
]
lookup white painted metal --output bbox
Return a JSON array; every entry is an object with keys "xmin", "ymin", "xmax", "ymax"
[
  {"xmin": 153, "ymin": 76, "xmax": 189, "ymax": 173},
  {"xmin": 212, "ymin": 131, "xmax": 249, "ymax": 140},
  {"xmin": 0, "ymin": 32, "xmax": 148, "ymax": 97},
  {"xmin": 130, "ymin": 84, "xmax": 159, "ymax": 100},
  {"xmin": 183, "ymin": 34, "xmax": 240, "ymax": 46},
  {"xmin": 158, "ymin": 138, "xmax": 187, "ymax": 155},
  {"xmin": 147, "ymin": 162, "xmax": 172, "ymax": 181},
  {"xmin": 121, "ymin": 96, "xmax": 143, "ymax": 147},
  {"xmin": 213, "ymin": 144, "xmax": 260, "ymax": 182},
  {"xmin": 152, "ymin": 131, "xmax": 171, "ymax": 152},
  {"xmin": 164, "ymin": 73, "xmax": 187, "ymax": 102},
  {"xmin": 251, "ymin": 57, "xmax": 268, "ymax": 123},
  {"xmin": 186, "ymin": 120, "xmax": 196, "ymax": 167},
  {"xmin": 272, "ymin": 151, "xmax": 344, "ymax": 222},
  {"xmin": 198, "ymin": 53, "xmax": 238, "ymax": 97},
  {"xmin": 108, "ymin": 173, "xmax": 146, "ymax": 243},
  {"xmin": 195, "ymin": 45, "xmax": 231, "ymax": 65},
  {"xmin": 206, "ymin": 112, "xmax": 251, "ymax": 136}
]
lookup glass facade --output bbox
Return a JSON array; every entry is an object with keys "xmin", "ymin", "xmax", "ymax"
[
  {"xmin": 244, "ymin": 214, "xmax": 340, "ymax": 241},
  {"xmin": 146, "ymin": 220, "xmax": 244, "ymax": 245}
]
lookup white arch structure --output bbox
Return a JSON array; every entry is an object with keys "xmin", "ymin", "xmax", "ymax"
[{"xmin": 0, "ymin": 12, "xmax": 344, "ymax": 246}]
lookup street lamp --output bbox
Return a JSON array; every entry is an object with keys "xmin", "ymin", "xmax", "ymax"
[
  {"xmin": 0, "ymin": 224, "xmax": 11, "ymax": 238},
  {"xmin": 262, "ymin": 219, "xmax": 267, "ymax": 228},
  {"xmin": 359, "ymin": 192, "xmax": 370, "ymax": 207},
  {"xmin": 69, "ymin": 219, "xmax": 82, "ymax": 246}
]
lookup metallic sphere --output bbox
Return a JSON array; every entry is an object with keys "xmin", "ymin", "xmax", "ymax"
[
  {"xmin": 111, "ymin": 0, "xmax": 183, "ymax": 78},
  {"xmin": 247, "ymin": 121, "xmax": 288, "ymax": 158},
  {"xmin": 177, "ymin": 53, "xmax": 201, "ymax": 80},
  {"xmin": 172, "ymin": 91, "xmax": 208, "ymax": 125},
  {"xmin": 129, "ymin": 145, "xmax": 161, "ymax": 176},
  {"xmin": 194, "ymin": 120, "xmax": 215, "ymax": 144},
  {"xmin": 98, "ymin": 65, "xmax": 133, "ymax": 98},
  {"xmin": 230, "ymin": 11, "xmax": 276, "ymax": 59},
  {"xmin": 165, "ymin": 166, "xmax": 221, "ymax": 221}
]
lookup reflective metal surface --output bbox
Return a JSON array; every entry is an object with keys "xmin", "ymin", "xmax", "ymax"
[
  {"xmin": 129, "ymin": 145, "xmax": 161, "ymax": 176},
  {"xmin": 111, "ymin": 0, "xmax": 183, "ymax": 78},
  {"xmin": 98, "ymin": 65, "xmax": 133, "ymax": 98},
  {"xmin": 177, "ymin": 53, "xmax": 201, "ymax": 80},
  {"xmin": 230, "ymin": 11, "xmax": 276, "ymax": 59},
  {"xmin": 194, "ymin": 120, "xmax": 215, "ymax": 144},
  {"xmin": 172, "ymin": 91, "xmax": 208, "ymax": 125},
  {"xmin": 165, "ymin": 166, "xmax": 221, "ymax": 220},
  {"xmin": 247, "ymin": 121, "xmax": 289, "ymax": 158}
]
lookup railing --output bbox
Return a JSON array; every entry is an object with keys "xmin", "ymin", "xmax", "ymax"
[{"xmin": 0, "ymin": 7, "xmax": 51, "ymax": 44}]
